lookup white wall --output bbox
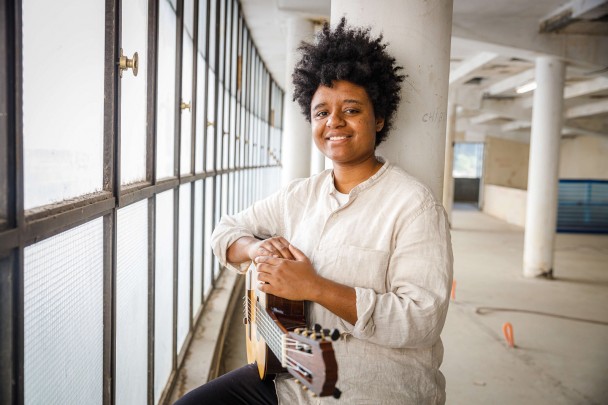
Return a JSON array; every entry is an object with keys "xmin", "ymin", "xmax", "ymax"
[{"xmin": 559, "ymin": 135, "xmax": 608, "ymax": 180}]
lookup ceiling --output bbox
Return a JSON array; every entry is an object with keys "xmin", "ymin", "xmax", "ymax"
[{"xmin": 239, "ymin": 0, "xmax": 608, "ymax": 141}]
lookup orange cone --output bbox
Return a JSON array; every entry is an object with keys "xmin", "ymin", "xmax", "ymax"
[{"xmin": 502, "ymin": 322, "xmax": 515, "ymax": 348}]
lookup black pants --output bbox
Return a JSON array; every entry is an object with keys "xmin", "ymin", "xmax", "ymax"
[{"xmin": 174, "ymin": 363, "xmax": 278, "ymax": 405}]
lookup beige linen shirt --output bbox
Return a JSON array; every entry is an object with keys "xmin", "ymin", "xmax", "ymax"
[{"xmin": 211, "ymin": 159, "xmax": 453, "ymax": 404}]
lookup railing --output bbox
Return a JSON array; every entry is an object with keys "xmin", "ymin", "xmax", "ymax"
[{"xmin": 557, "ymin": 180, "xmax": 608, "ymax": 233}]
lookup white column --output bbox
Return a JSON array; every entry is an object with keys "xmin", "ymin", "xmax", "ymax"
[
  {"xmin": 331, "ymin": 0, "xmax": 454, "ymax": 200},
  {"xmin": 443, "ymin": 99, "xmax": 457, "ymax": 224},
  {"xmin": 281, "ymin": 16, "xmax": 314, "ymax": 185},
  {"xmin": 310, "ymin": 144, "xmax": 326, "ymax": 175},
  {"xmin": 523, "ymin": 56, "xmax": 565, "ymax": 278}
]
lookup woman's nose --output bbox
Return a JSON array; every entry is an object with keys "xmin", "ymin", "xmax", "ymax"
[{"xmin": 326, "ymin": 112, "xmax": 345, "ymax": 128}]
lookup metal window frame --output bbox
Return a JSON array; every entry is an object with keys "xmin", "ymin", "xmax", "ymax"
[{"xmin": 0, "ymin": 0, "xmax": 284, "ymax": 403}]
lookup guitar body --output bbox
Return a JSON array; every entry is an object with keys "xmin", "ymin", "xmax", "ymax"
[{"xmin": 245, "ymin": 264, "xmax": 307, "ymax": 379}]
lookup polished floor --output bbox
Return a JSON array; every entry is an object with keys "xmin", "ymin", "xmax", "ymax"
[{"xmin": 174, "ymin": 206, "xmax": 608, "ymax": 404}]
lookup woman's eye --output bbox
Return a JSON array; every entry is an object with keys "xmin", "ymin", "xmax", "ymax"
[
  {"xmin": 345, "ymin": 109, "xmax": 359, "ymax": 114},
  {"xmin": 315, "ymin": 111, "xmax": 328, "ymax": 118}
]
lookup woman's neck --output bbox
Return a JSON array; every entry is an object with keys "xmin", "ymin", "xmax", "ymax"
[{"xmin": 333, "ymin": 155, "xmax": 383, "ymax": 194}]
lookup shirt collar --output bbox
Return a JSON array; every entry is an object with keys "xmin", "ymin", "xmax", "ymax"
[{"xmin": 324, "ymin": 156, "xmax": 390, "ymax": 198}]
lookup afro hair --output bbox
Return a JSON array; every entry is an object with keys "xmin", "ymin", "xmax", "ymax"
[{"xmin": 292, "ymin": 17, "xmax": 405, "ymax": 146}]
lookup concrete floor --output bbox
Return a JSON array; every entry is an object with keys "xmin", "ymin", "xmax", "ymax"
[{"xmin": 175, "ymin": 206, "xmax": 608, "ymax": 404}]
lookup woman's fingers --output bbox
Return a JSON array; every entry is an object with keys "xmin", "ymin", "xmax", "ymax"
[{"xmin": 257, "ymin": 237, "xmax": 295, "ymax": 260}]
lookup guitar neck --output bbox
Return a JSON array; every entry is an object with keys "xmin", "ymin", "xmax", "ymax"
[{"xmin": 255, "ymin": 300, "xmax": 288, "ymax": 366}]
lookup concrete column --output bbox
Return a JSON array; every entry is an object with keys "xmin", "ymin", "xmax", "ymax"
[
  {"xmin": 310, "ymin": 143, "xmax": 326, "ymax": 175},
  {"xmin": 281, "ymin": 16, "xmax": 314, "ymax": 185},
  {"xmin": 331, "ymin": 0, "xmax": 454, "ymax": 199},
  {"xmin": 523, "ymin": 56, "xmax": 566, "ymax": 278},
  {"xmin": 442, "ymin": 99, "xmax": 457, "ymax": 224}
]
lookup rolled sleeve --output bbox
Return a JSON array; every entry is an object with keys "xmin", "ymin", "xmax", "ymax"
[
  {"xmin": 350, "ymin": 204, "xmax": 453, "ymax": 348},
  {"xmin": 210, "ymin": 188, "xmax": 286, "ymax": 273}
]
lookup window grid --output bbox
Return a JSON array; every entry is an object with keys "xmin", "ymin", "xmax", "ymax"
[{"xmin": 1, "ymin": 0, "xmax": 284, "ymax": 404}]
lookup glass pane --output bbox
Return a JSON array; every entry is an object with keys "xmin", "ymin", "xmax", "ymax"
[
  {"xmin": 154, "ymin": 189, "xmax": 173, "ymax": 403},
  {"xmin": 156, "ymin": 0, "xmax": 177, "ymax": 180},
  {"xmin": 208, "ymin": 0, "xmax": 216, "ymax": 69},
  {"xmin": 217, "ymin": 85, "xmax": 225, "ymax": 168},
  {"xmin": 177, "ymin": 184, "xmax": 191, "ymax": 353},
  {"xmin": 218, "ymin": 0, "xmax": 225, "ymax": 81},
  {"xmin": 229, "ymin": 96, "xmax": 236, "ymax": 169},
  {"xmin": 206, "ymin": 70, "xmax": 216, "ymax": 171},
  {"xmin": 193, "ymin": 181, "xmax": 203, "ymax": 315},
  {"xmin": 180, "ymin": 0, "xmax": 194, "ymax": 175},
  {"xmin": 22, "ymin": 0, "xmax": 104, "ymax": 209},
  {"xmin": 0, "ymin": 256, "xmax": 14, "ymax": 404},
  {"xmin": 120, "ymin": 0, "xmax": 148, "ymax": 185},
  {"xmin": 195, "ymin": 56, "xmax": 206, "ymax": 173},
  {"xmin": 198, "ymin": 0, "xmax": 208, "ymax": 59},
  {"xmin": 213, "ymin": 177, "xmax": 221, "ymax": 279},
  {"xmin": 453, "ymin": 143, "xmax": 484, "ymax": 179},
  {"xmin": 116, "ymin": 200, "xmax": 148, "ymax": 405},
  {"xmin": 204, "ymin": 178, "xmax": 213, "ymax": 297},
  {"xmin": 24, "ymin": 218, "xmax": 103, "ymax": 404}
]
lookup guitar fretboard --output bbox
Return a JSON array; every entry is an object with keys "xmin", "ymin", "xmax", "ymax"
[{"xmin": 255, "ymin": 300, "xmax": 286, "ymax": 365}]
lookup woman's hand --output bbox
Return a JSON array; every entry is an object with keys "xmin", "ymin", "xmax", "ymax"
[
  {"xmin": 247, "ymin": 236, "xmax": 295, "ymax": 261},
  {"xmin": 256, "ymin": 244, "xmax": 358, "ymax": 324},
  {"xmin": 255, "ymin": 244, "xmax": 318, "ymax": 301},
  {"xmin": 226, "ymin": 236, "xmax": 294, "ymax": 265}
]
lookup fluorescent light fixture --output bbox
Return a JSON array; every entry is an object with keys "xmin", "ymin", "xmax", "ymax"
[{"xmin": 516, "ymin": 81, "xmax": 537, "ymax": 94}]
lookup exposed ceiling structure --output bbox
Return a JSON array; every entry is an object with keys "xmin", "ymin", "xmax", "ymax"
[{"xmin": 239, "ymin": 0, "xmax": 608, "ymax": 142}]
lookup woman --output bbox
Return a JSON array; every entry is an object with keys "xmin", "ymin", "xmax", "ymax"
[{"xmin": 176, "ymin": 18, "xmax": 453, "ymax": 405}]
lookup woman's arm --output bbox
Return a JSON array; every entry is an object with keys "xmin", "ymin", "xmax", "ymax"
[
  {"xmin": 256, "ymin": 203, "xmax": 452, "ymax": 349},
  {"xmin": 255, "ymin": 244, "xmax": 358, "ymax": 324}
]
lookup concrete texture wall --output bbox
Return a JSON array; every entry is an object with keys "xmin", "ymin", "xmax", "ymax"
[
  {"xmin": 559, "ymin": 135, "xmax": 608, "ymax": 180},
  {"xmin": 482, "ymin": 184, "xmax": 527, "ymax": 227},
  {"xmin": 483, "ymin": 136, "xmax": 529, "ymax": 190}
]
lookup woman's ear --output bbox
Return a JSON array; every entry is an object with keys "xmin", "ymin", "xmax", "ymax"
[{"xmin": 375, "ymin": 117, "xmax": 385, "ymax": 132}]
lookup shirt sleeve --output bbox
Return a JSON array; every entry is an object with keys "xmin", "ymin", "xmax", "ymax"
[
  {"xmin": 349, "ymin": 203, "xmax": 453, "ymax": 349},
  {"xmin": 210, "ymin": 188, "xmax": 286, "ymax": 274}
]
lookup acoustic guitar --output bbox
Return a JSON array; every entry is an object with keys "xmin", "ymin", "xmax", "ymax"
[{"xmin": 244, "ymin": 263, "xmax": 341, "ymax": 398}]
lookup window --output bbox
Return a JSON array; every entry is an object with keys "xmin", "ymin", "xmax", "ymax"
[{"xmin": 0, "ymin": 1, "xmax": 284, "ymax": 403}]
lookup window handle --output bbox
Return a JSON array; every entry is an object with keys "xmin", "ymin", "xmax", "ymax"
[{"xmin": 118, "ymin": 48, "xmax": 138, "ymax": 78}]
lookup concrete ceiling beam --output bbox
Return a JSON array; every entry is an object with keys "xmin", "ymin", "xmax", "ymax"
[
  {"xmin": 564, "ymin": 76, "xmax": 608, "ymax": 99},
  {"xmin": 566, "ymin": 99, "xmax": 608, "ymax": 118},
  {"xmin": 449, "ymin": 52, "xmax": 499, "ymax": 86},
  {"xmin": 484, "ymin": 69, "xmax": 536, "ymax": 96},
  {"xmin": 470, "ymin": 112, "xmax": 502, "ymax": 125},
  {"xmin": 540, "ymin": 0, "xmax": 608, "ymax": 32},
  {"xmin": 502, "ymin": 120, "xmax": 531, "ymax": 132}
]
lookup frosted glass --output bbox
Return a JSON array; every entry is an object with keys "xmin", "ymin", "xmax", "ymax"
[
  {"xmin": 116, "ymin": 200, "xmax": 148, "ymax": 405},
  {"xmin": 195, "ymin": 56, "xmax": 206, "ymax": 173},
  {"xmin": 193, "ymin": 181, "xmax": 203, "ymax": 316},
  {"xmin": 180, "ymin": 0, "xmax": 194, "ymax": 175},
  {"xmin": 197, "ymin": 0, "xmax": 208, "ymax": 59},
  {"xmin": 208, "ymin": 0, "xmax": 216, "ymax": 67},
  {"xmin": 22, "ymin": 0, "xmax": 104, "ymax": 209},
  {"xmin": 120, "ymin": 0, "xmax": 149, "ymax": 185},
  {"xmin": 24, "ymin": 218, "xmax": 103, "ymax": 405},
  {"xmin": 154, "ymin": 189, "xmax": 174, "ymax": 404},
  {"xmin": 156, "ymin": 0, "xmax": 177, "ymax": 180},
  {"xmin": 177, "ymin": 184, "xmax": 191, "ymax": 353},
  {"xmin": 203, "ymin": 178, "xmax": 213, "ymax": 297},
  {"xmin": 205, "ymin": 70, "xmax": 216, "ymax": 172},
  {"xmin": 222, "ymin": 88, "xmax": 229, "ymax": 169},
  {"xmin": 213, "ymin": 177, "xmax": 221, "ymax": 279}
]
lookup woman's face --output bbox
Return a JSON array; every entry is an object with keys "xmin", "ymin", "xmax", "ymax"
[{"xmin": 310, "ymin": 80, "xmax": 384, "ymax": 167}]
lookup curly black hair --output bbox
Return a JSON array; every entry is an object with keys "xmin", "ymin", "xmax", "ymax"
[{"xmin": 292, "ymin": 17, "xmax": 405, "ymax": 146}]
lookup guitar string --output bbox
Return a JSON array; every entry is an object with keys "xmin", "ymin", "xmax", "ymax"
[
  {"xmin": 246, "ymin": 303, "xmax": 311, "ymax": 368},
  {"xmin": 249, "ymin": 305, "xmax": 284, "ymax": 356},
  {"xmin": 246, "ymin": 304, "xmax": 317, "ymax": 359},
  {"xmin": 245, "ymin": 297, "xmax": 321, "ymax": 371}
]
